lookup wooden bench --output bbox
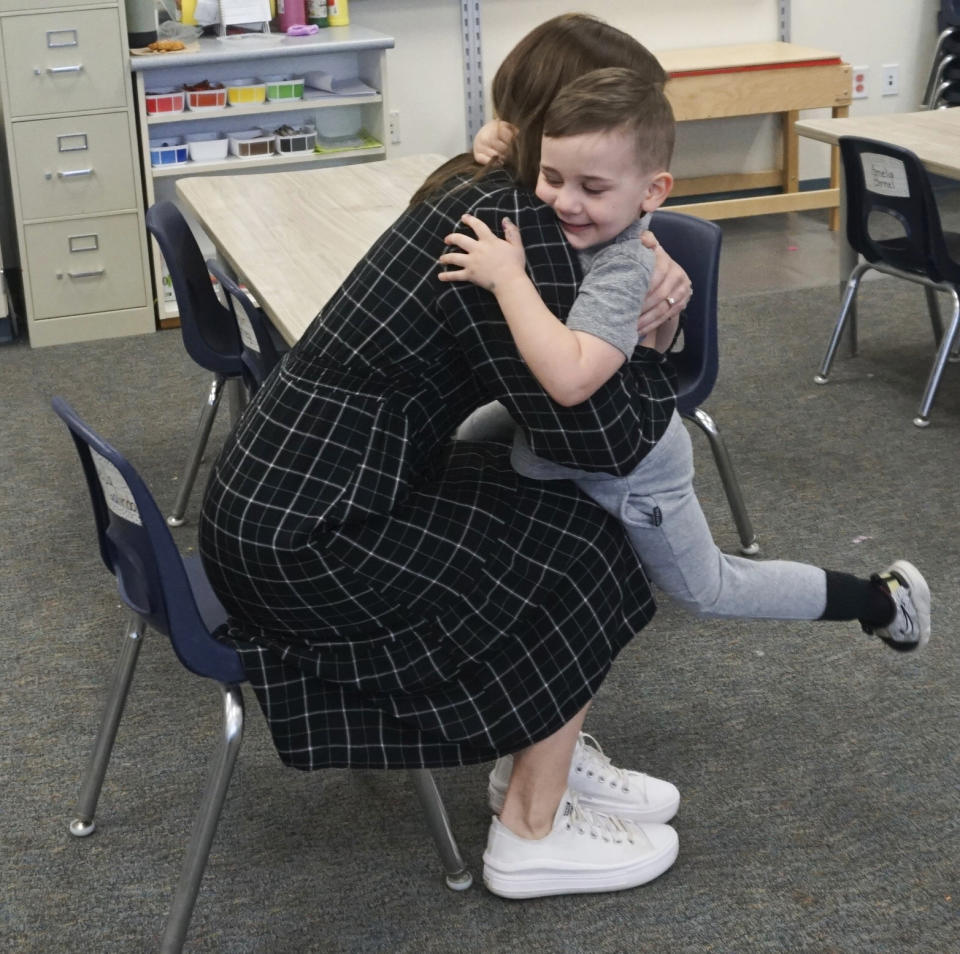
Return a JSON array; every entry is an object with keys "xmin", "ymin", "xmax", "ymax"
[{"xmin": 659, "ymin": 42, "xmax": 852, "ymax": 227}]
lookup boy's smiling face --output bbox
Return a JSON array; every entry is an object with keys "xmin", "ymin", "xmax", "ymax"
[{"xmin": 535, "ymin": 127, "xmax": 672, "ymax": 250}]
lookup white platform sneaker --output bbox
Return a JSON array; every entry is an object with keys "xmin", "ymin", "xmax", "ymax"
[
  {"xmin": 483, "ymin": 790, "xmax": 679, "ymax": 899},
  {"xmin": 488, "ymin": 733, "xmax": 680, "ymax": 823}
]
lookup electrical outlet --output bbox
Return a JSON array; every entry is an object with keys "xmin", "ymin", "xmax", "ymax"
[
  {"xmin": 389, "ymin": 110, "xmax": 401, "ymax": 144},
  {"xmin": 882, "ymin": 64, "xmax": 899, "ymax": 96},
  {"xmin": 852, "ymin": 65, "xmax": 869, "ymax": 99}
]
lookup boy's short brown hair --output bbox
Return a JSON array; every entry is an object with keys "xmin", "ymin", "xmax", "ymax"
[{"xmin": 542, "ymin": 67, "xmax": 675, "ymax": 173}]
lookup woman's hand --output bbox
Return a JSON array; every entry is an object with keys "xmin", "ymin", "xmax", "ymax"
[
  {"xmin": 636, "ymin": 231, "xmax": 694, "ymax": 339},
  {"xmin": 438, "ymin": 214, "xmax": 527, "ymax": 291},
  {"xmin": 473, "ymin": 120, "xmax": 518, "ymax": 165}
]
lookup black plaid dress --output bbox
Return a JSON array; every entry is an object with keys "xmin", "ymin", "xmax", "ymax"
[{"xmin": 198, "ymin": 168, "xmax": 676, "ymax": 770}]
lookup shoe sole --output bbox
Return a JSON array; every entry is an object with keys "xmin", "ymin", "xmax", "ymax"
[
  {"xmin": 482, "ymin": 831, "xmax": 679, "ymax": 899},
  {"xmin": 487, "ymin": 784, "xmax": 680, "ymax": 825},
  {"xmin": 887, "ymin": 559, "xmax": 931, "ymax": 650}
]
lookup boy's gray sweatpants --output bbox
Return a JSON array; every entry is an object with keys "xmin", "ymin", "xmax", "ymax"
[{"xmin": 457, "ymin": 406, "xmax": 826, "ymax": 619}]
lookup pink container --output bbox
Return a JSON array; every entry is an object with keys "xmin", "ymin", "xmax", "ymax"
[{"xmin": 278, "ymin": 0, "xmax": 307, "ymax": 31}]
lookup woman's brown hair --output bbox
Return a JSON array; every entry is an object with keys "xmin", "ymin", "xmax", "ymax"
[{"xmin": 409, "ymin": 13, "xmax": 665, "ymax": 205}]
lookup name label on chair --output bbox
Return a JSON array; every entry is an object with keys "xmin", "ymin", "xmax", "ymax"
[
  {"xmin": 234, "ymin": 309, "xmax": 261, "ymax": 353},
  {"xmin": 91, "ymin": 449, "xmax": 142, "ymax": 526},
  {"xmin": 861, "ymin": 154, "xmax": 910, "ymax": 198}
]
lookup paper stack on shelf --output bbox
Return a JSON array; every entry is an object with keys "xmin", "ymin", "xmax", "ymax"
[{"xmin": 303, "ymin": 70, "xmax": 378, "ymax": 98}]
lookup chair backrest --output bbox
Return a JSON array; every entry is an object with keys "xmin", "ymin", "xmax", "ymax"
[
  {"xmin": 839, "ymin": 136, "xmax": 960, "ymax": 284},
  {"xmin": 51, "ymin": 396, "xmax": 245, "ymax": 683},
  {"xmin": 206, "ymin": 259, "xmax": 282, "ymax": 390},
  {"xmin": 939, "ymin": 0, "xmax": 960, "ymax": 29},
  {"xmin": 145, "ymin": 201, "xmax": 244, "ymax": 375},
  {"xmin": 648, "ymin": 209, "xmax": 723, "ymax": 412}
]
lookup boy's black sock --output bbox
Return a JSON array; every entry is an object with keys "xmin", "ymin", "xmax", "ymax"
[{"xmin": 819, "ymin": 569, "xmax": 895, "ymax": 627}]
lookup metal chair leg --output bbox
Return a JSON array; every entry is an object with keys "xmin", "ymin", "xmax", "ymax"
[
  {"xmin": 407, "ymin": 769, "xmax": 473, "ymax": 891},
  {"xmin": 685, "ymin": 407, "xmax": 759, "ymax": 556},
  {"xmin": 914, "ymin": 289, "xmax": 960, "ymax": 427},
  {"xmin": 925, "ymin": 53, "xmax": 956, "ymax": 108},
  {"xmin": 70, "ymin": 613, "xmax": 146, "ymax": 838},
  {"xmin": 167, "ymin": 373, "xmax": 227, "ymax": 528},
  {"xmin": 923, "ymin": 30, "xmax": 957, "ymax": 105},
  {"xmin": 160, "ymin": 685, "xmax": 245, "ymax": 954},
  {"xmin": 815, "ymin": 261, "xmax": 870, "ymax": 383},
  {"xmin": 925, "ymin": 286, "xmax": 945, "ymax": 344}
]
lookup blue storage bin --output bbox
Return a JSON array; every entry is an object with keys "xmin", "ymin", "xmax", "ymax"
[{"xmin": 149, "ymin": 137, "xmax": 189, "ymax": 167}]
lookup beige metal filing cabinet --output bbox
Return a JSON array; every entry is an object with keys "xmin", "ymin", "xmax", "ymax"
[{"xmin": 0, "ymin": 0, "xmax": 152, "ymax": 346}]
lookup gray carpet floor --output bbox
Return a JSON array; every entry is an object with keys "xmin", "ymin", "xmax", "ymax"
[{"xmin": 1, "ymin": 272, "xmax": 958, "ymax": 953}]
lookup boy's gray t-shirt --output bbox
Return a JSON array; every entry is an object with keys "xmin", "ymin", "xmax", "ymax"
[{"xmin": 512, "ymin": 215, "xmax": 658, "ymax": 479}]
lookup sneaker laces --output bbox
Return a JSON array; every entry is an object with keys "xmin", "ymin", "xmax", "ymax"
[
  {"xmin": 562, "ymin": 792, "xmax": 642, "ymax": 845},
  {"xmin": 574, "ymin": 733, "xmax": 644, "ymax": 797}
]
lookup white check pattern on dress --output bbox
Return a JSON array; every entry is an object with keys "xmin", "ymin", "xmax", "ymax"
[{"xmin": 198, "ymin": 169, "xmax": 677, "ymax": 770}]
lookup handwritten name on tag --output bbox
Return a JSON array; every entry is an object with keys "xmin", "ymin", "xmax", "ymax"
[
  {"xmin": 861, "ymin": 153, "xmax": 910, "ymax": 198},
  {"xmin": 91, "ymin": 449, "xmax": 142, "ymax": 526}
]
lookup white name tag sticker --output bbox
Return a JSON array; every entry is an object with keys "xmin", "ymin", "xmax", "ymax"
[
  {"xmin": 861, "ymin": 153, "xmax": 910, "ymax": 198},
  {"xmin": 91, "ymin": 449, "xmax": 142, "ymax": 526},
  {"xmin": 234, "ymin": 309, "xmax": 260, "ymax": 353}
]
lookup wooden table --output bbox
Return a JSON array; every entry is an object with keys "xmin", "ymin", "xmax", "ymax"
[
  {"xmin": 176, "ymin": 154, "xmax": 447, "ymax": 344},
  {"xmin": 796, "ymin": 108, "xmax": 960, "ymax": 281},
  {"xmin": 659, "ymin": 42, "xmax": 852, "ymax": 227}
]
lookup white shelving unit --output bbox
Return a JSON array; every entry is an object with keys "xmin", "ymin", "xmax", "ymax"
[{"xmin": 130, "ymin": 26, "xmax": 394, "ymax": 324}]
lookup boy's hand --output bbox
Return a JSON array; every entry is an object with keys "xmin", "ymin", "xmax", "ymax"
[
  {"xmin": 438, "ymin": 215, "xmax": 527, "ymax": 292},
  {"xmin": 473, "ymin": 120, "xmax": 517, "ymax": 165}
]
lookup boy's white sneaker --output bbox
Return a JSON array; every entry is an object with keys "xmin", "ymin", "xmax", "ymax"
[
  {"xmin": 487, "ymin": 733, "xmax": 680, "ymax": 823},
  {"xmin": 866, "ymin": 560, "xmax": 931, "ymax": 651},
  {"xmin": 482, "ymin": 790, "xmax": 679, "ymax": 899}
]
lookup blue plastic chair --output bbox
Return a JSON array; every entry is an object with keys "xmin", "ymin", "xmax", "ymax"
[
  {"xmin": 206, "ymin": 258, "xmax": 285, "ymax": 391},
  {"xmin": 813, "ymin": 137, "xmax": 960, "ymax": 427},
  {"xmin": 145, "ymin": 200, "xmax": 246, "ymax": 528},
  {"xmin": 52, "ymin": 397, "xmax": 472, "ymax": 953},
  {"xmin": 649, "ymin": 209, "xmax": 759, "ymax": 555}
]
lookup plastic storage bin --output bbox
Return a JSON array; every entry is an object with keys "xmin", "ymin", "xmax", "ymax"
[
  {"xmin": 149, "ymin": 136, "xmax": 189, "ymax": 166},
  {"xmin": 184, "ymin": 82, "xmax": 227, "ymax": 111},
  {"xmin": 229, "ymin": 128, "xmax": 275, "ymax": 158},
  {"xmin": 145, "ymin": 88, "xmax": 186, "ymax": 115},
  {"xmin": 315, "ymin": 106, "xmax": 362, "ymax": 138},
  {"xmin": 226, "ymin": 78, "xmax": 267, "ymax": 106},
  {"xmin": 274, "ymin": 125, "xmax": 317, "ymax": 154},
  {"xmin": 185, "ymin": 131, "xmax": 229, "ymax": 162},
  {"xmin": 263, "ymin": 75, "xmax": 305, "ymax": 102}
]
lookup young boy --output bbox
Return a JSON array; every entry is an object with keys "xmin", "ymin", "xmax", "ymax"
[{"xmin": 439, "ymin": 67, "xmax": 930, "ymax": 659}]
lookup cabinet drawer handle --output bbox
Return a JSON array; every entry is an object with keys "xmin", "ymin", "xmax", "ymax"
[
  {"xmin": 36, "ymin": 64, "xmax": 84, "ymax": 75},
  {"xmin": 57, "ymin": 168, "xmax": 94, "ymax": 179},
  {"xmin": 62, "ymin": 268, "xmax": 106, "ymax": 279}
]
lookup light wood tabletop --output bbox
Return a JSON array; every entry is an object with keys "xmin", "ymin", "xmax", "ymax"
[
  {"xmin": 176, "ymin": 153, "xmax": 448, "ymax": 344},
  {"xmin": 656, "ymin": 41, "xmax": 842, "ymax": 77},
  {"xmin": 796, "ymin": 108, "xmax": 960, "ymax": 180}
]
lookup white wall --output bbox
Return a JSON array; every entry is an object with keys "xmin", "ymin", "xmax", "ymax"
[{"xmin": 355, "ymin": 0, "xmax": 943, "ymax": 183}]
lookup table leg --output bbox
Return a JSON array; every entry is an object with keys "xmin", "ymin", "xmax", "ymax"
[
  {"xmin": 835, "ymin": 155, "xmax": 859, "ymax": 353},
  {"xmin": 827, "ymin": 105, "xmax": 849, "ymax": 231},
  {"xmin": 781, "ymin": 110, "xmax": 800, "ymax": 195}
]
